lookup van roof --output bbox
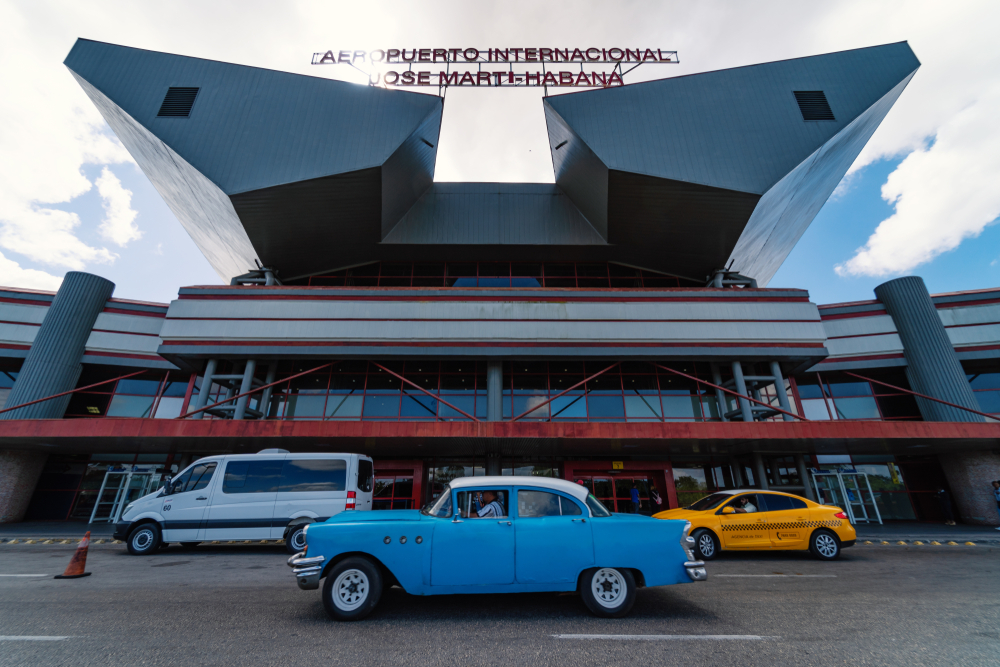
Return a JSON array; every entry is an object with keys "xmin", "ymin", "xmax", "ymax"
[{"xmin": 448, "ymin": 476, "xmax": 589, "ymax": 502}]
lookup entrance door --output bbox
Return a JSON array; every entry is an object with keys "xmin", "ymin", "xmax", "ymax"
[
  {"xmin": 718, "ymin": 493, "xmax": 770, "ymax": 549},
  {"xmin": 575, "ymin": 476, "xmax": 654, "ymax": 513},
  {"xmin": 430, "ymin": 487, "xmax": 514, "ymax": 586}
]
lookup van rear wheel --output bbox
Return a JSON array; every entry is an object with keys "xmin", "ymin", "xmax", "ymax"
[{"xmin": 322, "ymin": 557, "xmax": 383, "ymax": 621}]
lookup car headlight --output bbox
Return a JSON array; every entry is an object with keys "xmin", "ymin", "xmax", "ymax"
[{"xmin": 122, "ymin": 503, "xmax": 134, "ymax": 517}]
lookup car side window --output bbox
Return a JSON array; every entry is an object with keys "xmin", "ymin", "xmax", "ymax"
[
  {"xmin": 518, "ymin": 490, "xmax": 561, "ymax": 517},
  {"xmin": 725, "ymin": 494, "xmax": 760, "ymax": 513},
  {"xmin": 762, "ymin": 494, "xmax": 795, "ymax": 512},
  {"xmin": 560, "ymin": 496, "xmax": 583, "ymax": 516},
  {"xmin": 222, "ymin": 460, "xmax": 283, "ymax": 494},
  {"xmin": 788, "ymin": 497, "xmax": 808, "ymax": 510},
  {"xmin": 172, "ymin": 462, "xmax": 216, "ymax": 494},
  {"xmin": 457, "ymin": 490, "xmax": 507, "ymax": 518}
]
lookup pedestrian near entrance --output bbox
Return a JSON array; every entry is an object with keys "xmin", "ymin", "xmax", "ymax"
[
  {"xmin": 936, "ymin": 488, "xmax": 956, "ymax": 525},
  {"xmin": 630, "ymin": 483, "xmax": 641, "ymax": 514},
  {"xmin": 992, "ymin": 481, "xmax": 1000, "ymax": 530}
]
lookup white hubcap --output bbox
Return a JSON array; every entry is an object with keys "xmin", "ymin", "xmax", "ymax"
[
  {"xmin": 591, "ymin": 568, "xmax": 625, "ymax": 608},
  {"xmin": 133, "ymin": 529, "xmax": 154, "ymax": 550},
  {"xmin": 291, "ymin": 530, "xmax": 306, "ymax": 550},
  {"xmin": 815, "ymin": 534, "xmax": 838, "ymax": 558},
  {"xmin": 699, "ymin": 534, "xmax": 715, "ymax": 557},
  {"xmin": 332, "ymin": 569, "xmax": 369, "ymax": 611}
]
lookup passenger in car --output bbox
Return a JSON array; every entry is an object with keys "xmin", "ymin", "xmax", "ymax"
[
  {"xmin": 732, "ymin": 496, "xmax": 757, "ymax": 513},
  {"xmin": 473, "ymin": 490, "xmax": 506, "ymax": 518}
]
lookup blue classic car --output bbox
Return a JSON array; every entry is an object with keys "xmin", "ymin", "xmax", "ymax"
[{"xmin": 287, "ymin": 476, "xmax": 706, "ymax": 620}]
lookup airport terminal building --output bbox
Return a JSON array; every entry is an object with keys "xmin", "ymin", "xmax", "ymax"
[{"xmin": 0, "ymin": 39, "xmax": 997, "ymax": 528}]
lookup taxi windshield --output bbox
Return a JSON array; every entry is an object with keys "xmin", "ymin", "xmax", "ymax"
[{"xmin": 686, "ymin": 493, "xmax": 733, "ymax": 511}]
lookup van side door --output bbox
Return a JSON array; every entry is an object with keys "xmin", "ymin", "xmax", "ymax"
[
  {"xmin": 161, "ymin": 461, "xmax": 216, "ymax": 542},
  {"xmin": 271, "ymin": 457, "xmax": 348, "ymax": 538},
  {"xmin": 204, "ymin": 458, "xmax": 282, "ymax": 540}
]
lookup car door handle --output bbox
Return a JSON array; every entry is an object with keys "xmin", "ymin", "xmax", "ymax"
[
  {"xmin": 572, "ymin": 518, "xmax": 587, "ymax": 523},
  {"xmin": 196, "ymin": 496, "xmax": 207, "ymax": 500},
  {"xmin": 498, "ymin": 521, "xmax": 511, "ymax": 526}
]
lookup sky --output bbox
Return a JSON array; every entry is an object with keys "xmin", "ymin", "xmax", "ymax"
[{"xmin": 0, "ymin": 0, "xmax": 997, "ymax": 305}]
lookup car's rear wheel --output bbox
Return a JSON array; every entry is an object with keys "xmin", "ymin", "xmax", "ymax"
[
  {"xmin": 692, "ymin": 528, "xmax": 719, "ymax": 561},
  {"xmin": 579, "ymin": 567, "xmax": 637, "ymax": 618},
  {"xmin": 126, "ymin": 523, "xmax": 161, "ymax": 556},
  {"xmin": 322, "ymin": 557, "xmax": 383, "ymax": 621},
  {"xmin": 809, "ymin": 529, "xmax": 841, "ymax": 560}
]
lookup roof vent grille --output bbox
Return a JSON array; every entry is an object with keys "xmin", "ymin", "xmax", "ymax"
[
  {"xmin": 793, "ymin": 91, "xmax": 835, "ymax": 121},
  {"xmin": 157, "ymin": 87, "xmax": 200, "ymax": 117}
]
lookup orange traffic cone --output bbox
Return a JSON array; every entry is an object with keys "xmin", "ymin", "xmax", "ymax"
[{"xmin": 54, "ymin": 532, "xmax": 92, "ymax": 579}]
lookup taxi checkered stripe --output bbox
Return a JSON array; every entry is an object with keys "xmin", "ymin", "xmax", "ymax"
[{"xmin": 720, "ymin": 519, "xmax": 842, "ymax": 532}]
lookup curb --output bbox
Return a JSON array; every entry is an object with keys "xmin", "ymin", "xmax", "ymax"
[
  {"xmin": 859, "ymin": 539, "xmax": 998, "ymax": 546},
  {"xmin": 0, "ymin": 538, "xmax": 286, "ymax": 546}
]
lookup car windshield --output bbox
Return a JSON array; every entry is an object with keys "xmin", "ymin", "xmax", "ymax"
[
  {"xmin": 422, "ymin": 486, "xmax": 453, "ymax": 517},
  {"xmin": 686, "ymin": 493, "xmax": 733, "ymax": 511},
  {"xmin": 586, "ymin": 494, "xmax": 612, "ymax": 517}
]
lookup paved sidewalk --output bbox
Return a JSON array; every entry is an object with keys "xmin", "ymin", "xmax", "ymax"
[
  {"xmin": 0, "ymin": 521, "xmax": 116, "ymax": 539},
  {"xmin": 854, "ymin": 521, "xmax": 1000, "ymax": 543}
]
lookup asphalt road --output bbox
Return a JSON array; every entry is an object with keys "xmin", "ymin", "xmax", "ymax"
[{"xmin": 1, "ymin": 542, "xmax": 997, "ymax": 666}]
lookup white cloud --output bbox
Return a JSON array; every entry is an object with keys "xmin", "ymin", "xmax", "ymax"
[
  {"xmin": 835, "ymin": 93, "xmax": 1000, "ymax": 277},
  {"xmin": 0, "ymin": 251, "xmax": 63, "ymax": 291},
  {"xmin": 95, "ymin": 166, "xmax": 141, "ymax": 246}
]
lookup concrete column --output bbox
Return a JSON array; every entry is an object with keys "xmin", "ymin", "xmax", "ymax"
[
  {"xmin": 938, "ymin": 451, "xmax": 1000, "ymax": 526},
  {"xmin": 731, "ymin": 361, "xmax": 754, "ymax": 423},
  {"xmin": 753, "ymin": 452, "xmax": 769, "ymax": 490},
  {"xmin": 0, "ymin": 450, "xmax": 48, "ymax": 523},
  {"xmin": 485, "ymin": 454, "xmax": 501, "ymax": 477},
  {"xmin": 770, "ymin": 361, "xmax": 795, "ymax": 422},
  {"xmin": 232, "ymin": 360, "xmax": 257, "ymax": 420},
  {"xmin": 2, "ymin": 272, "xmax": 115, "ymax": 420},
  {"xmin": 730, "ymin": 459, "xmax": 745, "ymax": 487},
  {"xmin": 711, "ymin": 364, "xmax": 729, "ymax": 422},
  {"xmin": 875, "ymin": 276, "xmax": 984, "ymax": 422},
  {"xmin": 486, "ymin": 361, "xmax": 503, "ymax": 422},
  {"xmin": 258, "ymin": 363, "xmax": 277, "ymax": 418},
  {"xmin": 190, "ymin": 359, "xmax": 217, "ymax": 420},
  {"xmin": 795, "ymin": 454, "xmax": 816, "ymax": 501}
]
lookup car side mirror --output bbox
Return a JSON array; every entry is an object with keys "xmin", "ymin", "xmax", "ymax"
[
  {"xmin": 721, "ymin": 506, "xmax": 735, "ymax": 515},
  {"xmin": 162, "ymin": 476, "xmax": 173, "ymax": 495}
]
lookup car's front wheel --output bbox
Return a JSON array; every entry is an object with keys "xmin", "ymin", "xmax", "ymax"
[
  {"xmin": 809, "ymin": 529, "xmax": 841, "ymax": 560},
  {"xmin": 126, "ymin": 523, "xmax": 161, "ymax": 556},
  {"xmin": 579, "ymin": 567, "xmax": 637, "ymax": 618},
  {"xmin": 322, "ymin": 557, "xmax": 383, "ymax": 621},
  {"xmin": 692, "ymin": 528, "xmax": 720, "ymax": 561}
]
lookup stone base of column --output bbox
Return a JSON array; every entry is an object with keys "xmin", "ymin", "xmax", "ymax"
[
  {"xmin": 0, "ymin": 450, "xmax": 48, "ymax": 523},
  {"xmin": 938, "ymin": 451, "xmax": 1000, "ymax": 526}
]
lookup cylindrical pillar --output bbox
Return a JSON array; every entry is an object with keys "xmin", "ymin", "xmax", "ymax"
[
  {"xmin": 0, "ymin": 450, "xmax": 49, "ymax": 523},
  {"xmin": 190, "ymin": 359, "xmax": 217, "ymax": 420},
  {"xmin": 874, "ymin": 276, "xmax": 983, "ymax": 422},
  {"xmin": 731, "ymin": 361, "xmax": 754, "ymax": 423},
  {"xmin": 937, "ymin": 451, "xmax": 1000, "ymax": 526},
  {"xmin": 752, "ymin": 452, "xmax": 769, "ymax": 490},
  {"xmin": 711, "ymin": 364, "xmax": 729, "ymax": 422},
  {"xmin": 770, "ymin": 361, "xmax": 794, "ymax": 422},
  {"xmin": 486, "ymin": 361, "xmax": 503, "ymax": 422},
  {"xmin": 1, "ymin": 272, "xmax": 115, "ymax": 420},
  {"xmin": 730, "ymin": 459, "xmax": 745, "ymax": 487},
  {"xmin": 485, "ymin": 453, "xmax": 501, "ymax": 477},
  {"xmin": 795, "ymin": 454, "xmax": 816, "ymax": 501},
  {"xmin": 258, "ymin": 363, "xmax": 277, "ymax": 418},
  {"xmin": 233, "ymin": 360, "xmax": 257, "ymax": 420}
]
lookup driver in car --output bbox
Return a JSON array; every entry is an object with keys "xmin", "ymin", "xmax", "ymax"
[
  {"xmin": 473, "ymin": 490, "xmax": 505, "ymax": 518},
  {"xmin": 732, "ymin": 496, "xmax": 757, "ymax": 513}
]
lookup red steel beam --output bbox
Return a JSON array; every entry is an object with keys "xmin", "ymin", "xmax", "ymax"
[
  {"xmin": 177, "ymin": 362, "xmax": 334, "ymax": 419},
  {"xmin": 0, "ymin": 369, "xmax": 149, "ymax": 416},
  {"xmin": 371, "ymin": 362, "xmax": 480, "ymax": 422},
  {"xmin": 510, "ymin": 362, "xmax": 620, "ymax": 422}
]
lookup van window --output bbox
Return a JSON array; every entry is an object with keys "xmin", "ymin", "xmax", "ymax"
[
  {"xmin": 280, "ymin": 459, "xmax": 346, "ymax": 492},
  {"xmin": 357, "ymin": 459, "xmax": 373, "ymax": 493},
  {"xmin": 172, "ymin": 462, "xmax": 216, "ymax": 494},
  {"xmin": 222, "ymin": 460, "xmax": 283, "ymax": 494}
]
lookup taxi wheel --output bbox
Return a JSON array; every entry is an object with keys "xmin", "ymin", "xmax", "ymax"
[
  {"xmin": 809, "ymin": 529, "xmax": 841, "ymax": 560},
  {"xmin": 579, "ymin": 567, "xmax": 637, "ymax": 618},
  {"xmin": 692, "ymin": 529, "xmax": 720, "ymax": 561},
  {"xmin": 322, "ymin": 557, "xmax": 383, "ymax": 621},
  {"xmin": 126, "ymin": 523, "xmax": 161, "ymax": 556}
]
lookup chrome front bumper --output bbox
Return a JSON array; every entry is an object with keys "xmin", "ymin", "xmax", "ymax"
[
  {"xmin": 684, "ymin": 560, "xmax": 708, "ymax": 581},
  {"xmin": 287, "ymin": 552, "xmax": 325, "ymax": 590}
]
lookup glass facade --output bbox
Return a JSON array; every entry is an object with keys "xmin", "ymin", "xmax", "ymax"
[
  {"xmin": 792, "ymin": 371, "xmax": 922, "ymax": 421},
  {"xmin": 299, "ymin": 261, "xmax": 701, "ymax": 289}
]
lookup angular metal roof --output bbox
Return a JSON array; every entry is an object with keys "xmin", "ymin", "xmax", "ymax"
[{"xmin": 65, "ymin": 39, "xmax": 918, "ymax": 285}]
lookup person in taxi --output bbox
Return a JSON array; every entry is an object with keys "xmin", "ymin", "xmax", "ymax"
[{"xmin": 732, "ymin": 496, "xmax": 757, "ymax": 513}]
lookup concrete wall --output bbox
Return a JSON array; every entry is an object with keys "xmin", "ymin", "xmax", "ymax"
[{"xmin": 0, "ymin": 450, "xmax": 47, "ymax": 523}]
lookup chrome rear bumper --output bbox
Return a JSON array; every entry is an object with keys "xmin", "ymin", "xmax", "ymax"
[{"xmin": 287, "ymin": 552, "xmax": 325, "ymax": 590}]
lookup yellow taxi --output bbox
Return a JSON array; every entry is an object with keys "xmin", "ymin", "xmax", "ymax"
[{"xmin": 653, "ymin": 489, "xmax": 856, "ymax": 561}]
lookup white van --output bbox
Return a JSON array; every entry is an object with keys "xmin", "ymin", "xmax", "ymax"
[{"xmin": 113, "ymin": 450, "xmax": 374, "ymax": 555}]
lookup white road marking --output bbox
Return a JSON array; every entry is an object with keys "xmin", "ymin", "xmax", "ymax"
[
  {"xmin": 0, "ymin": 636, "xmax": 71, "ymax": 641},
  {"xmin": 553, "ymin": 634, "xmax": 779, "ymax": 641},
  {"xmin": 715, "ymin": 574, "xmax": 836, "ymax": 578},
  {"xmin": 0, "ymin": 574, "xmax": 48, "ymax": 577}
]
